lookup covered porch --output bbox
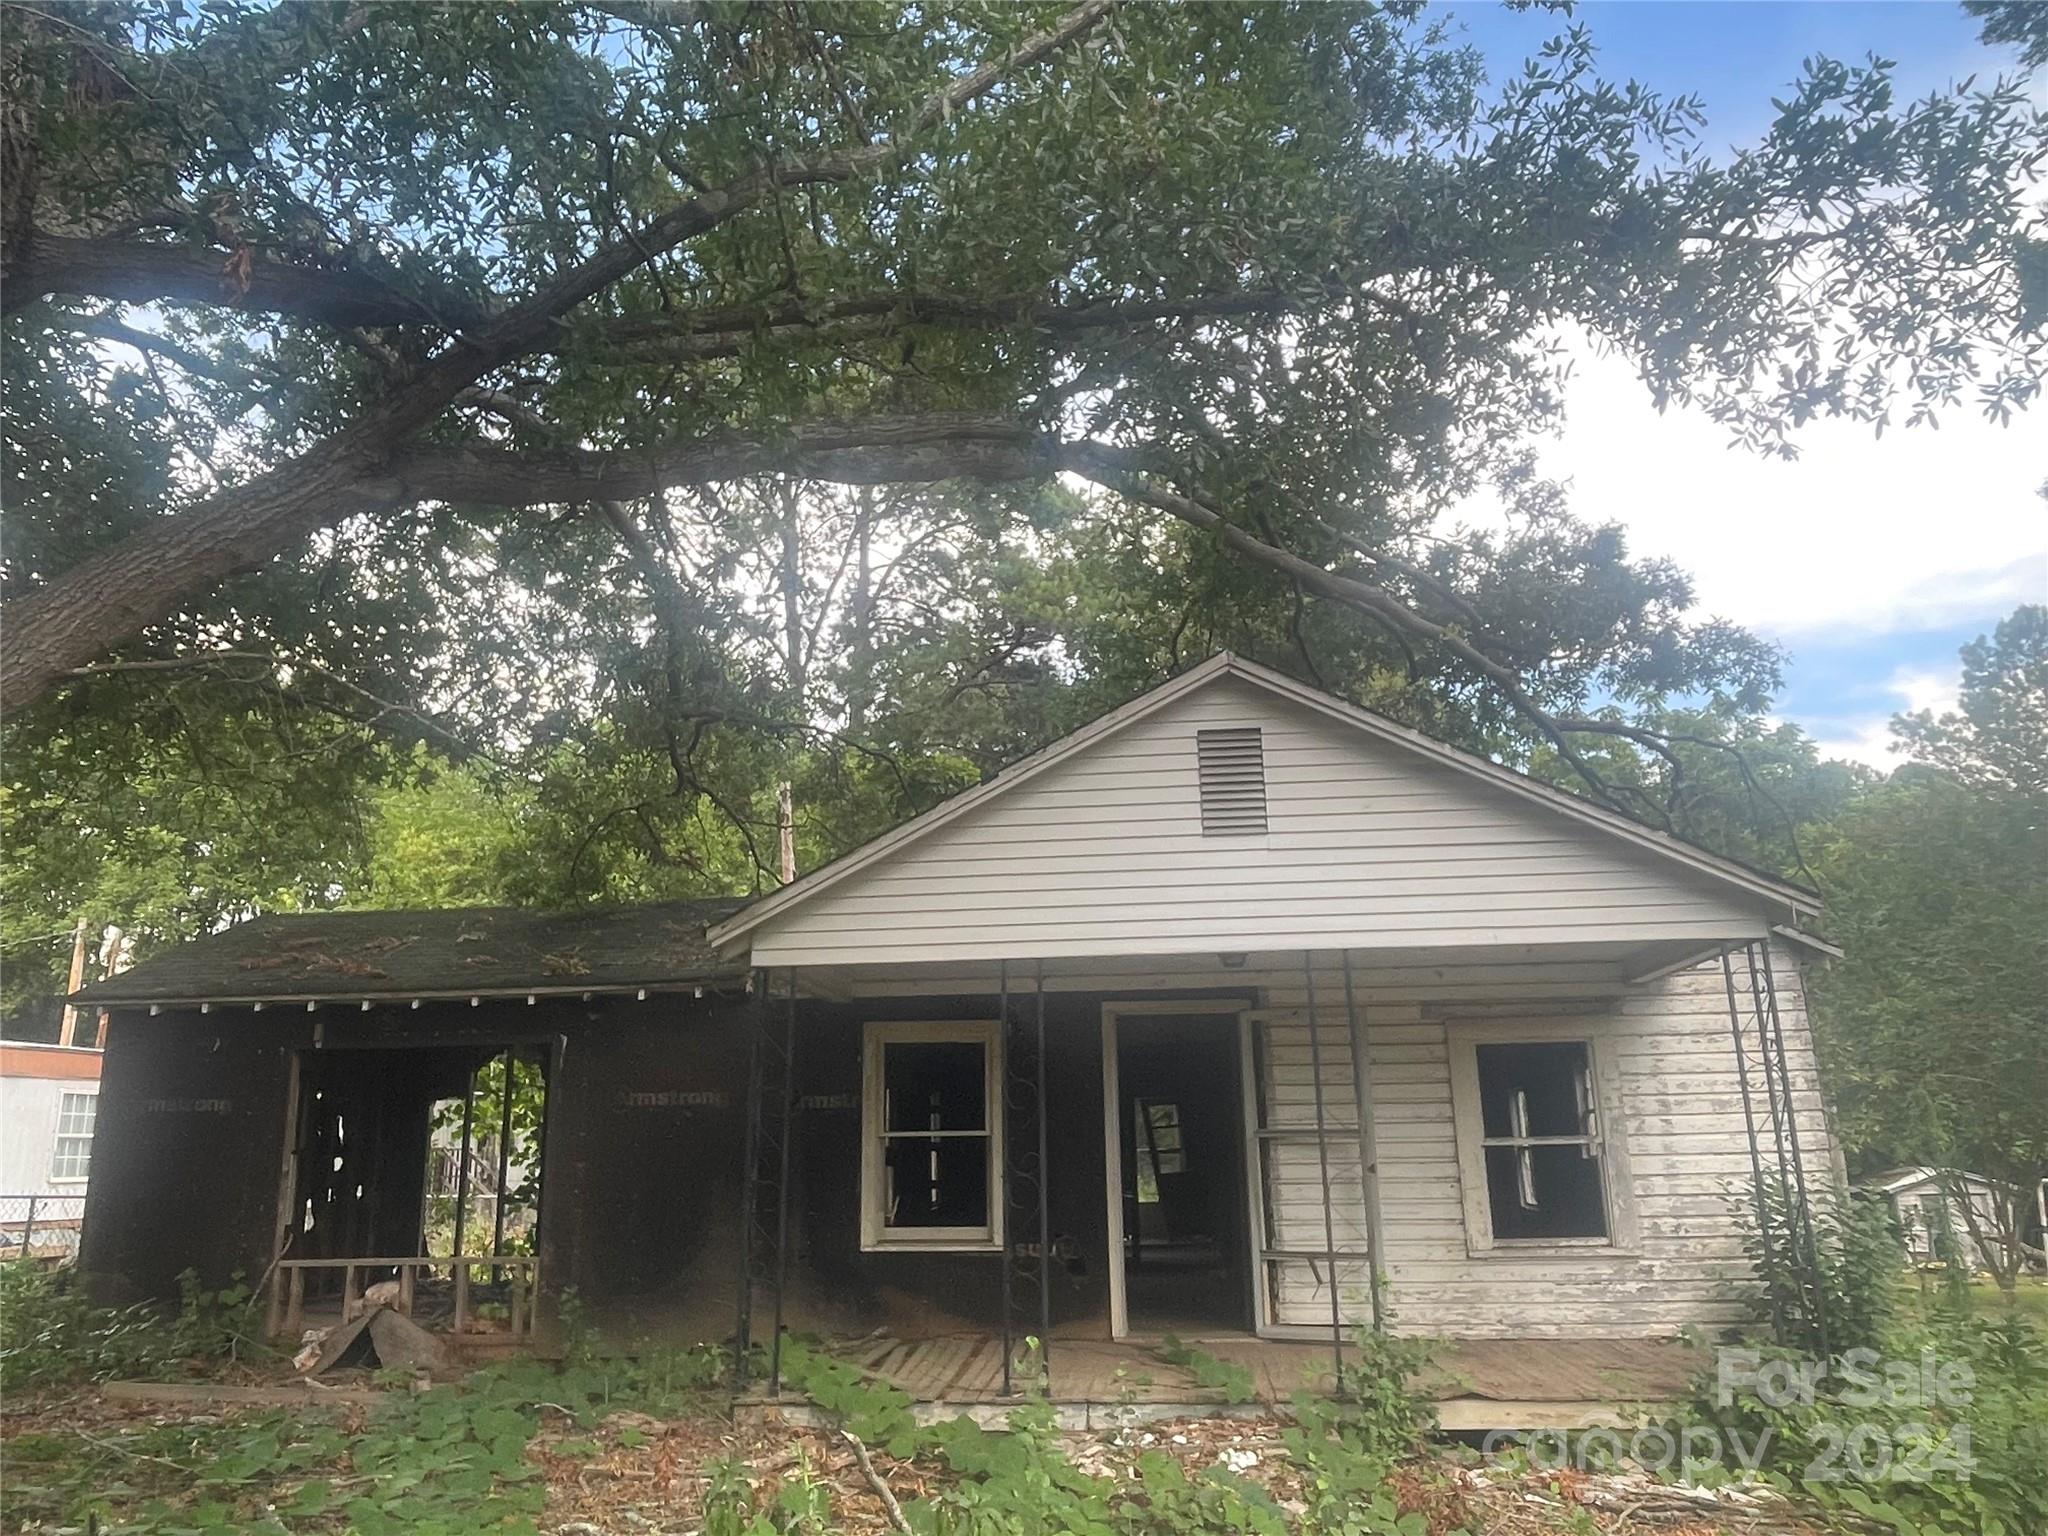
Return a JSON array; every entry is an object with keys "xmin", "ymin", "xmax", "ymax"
[{"xmin": 726, "ymin": 930, "xmax": 1824, "ymax": 1406}]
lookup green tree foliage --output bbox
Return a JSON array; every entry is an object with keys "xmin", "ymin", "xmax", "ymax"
[
  {"xmin": 1809, "ymin": 607, "xmax": 2048, "ymax": 1291},
  {"xmin": 0, "ymin": 2, "xmax": 2041, "ymax": 1010}
]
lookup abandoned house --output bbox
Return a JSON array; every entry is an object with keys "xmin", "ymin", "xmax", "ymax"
[{"xmin": 72, "ymin": 654, "xmax": 1842, "ymax": 1424}]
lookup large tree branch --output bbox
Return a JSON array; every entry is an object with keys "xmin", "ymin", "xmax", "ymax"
[
  {"xmin": 0, "ymin": 414, "xmax": 1048, "ymax": 716},
  {"xmin": 1, "ymin": 3, "xmax": 1117, "ymax": 715},
  {"xmin": 396, "ymin": 415, "xmax": 1052, "ymax": 504},
  {"xmin": 581, "ymin": 286, "xmax": 1326, "ymax": 366},
  {"xmin": 59, "ymin": 647, "xmax": 498, "ymax": 766},
  {"xmin": 10, "ymin": 2, "xmax": 1117, "ymax": 338},
  {"xmin": 1, "ymin": 232, "xmax": 484, "ymax": 327}
]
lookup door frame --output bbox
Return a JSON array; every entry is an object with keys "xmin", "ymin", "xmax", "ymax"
[{"xmin": 1100, "ymin": 999, "xmax": 1256, "ymax": 1341}]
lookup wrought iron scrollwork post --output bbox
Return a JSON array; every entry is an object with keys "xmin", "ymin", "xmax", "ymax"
[{"xmin": 1000, "ymin": 959, "xmax": 1051, "ymax": 1394}]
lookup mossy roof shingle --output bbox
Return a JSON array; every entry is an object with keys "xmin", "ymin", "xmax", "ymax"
[{"xmin": 71, "ymin": 900, "xmax": 752, "ymax": 1006}]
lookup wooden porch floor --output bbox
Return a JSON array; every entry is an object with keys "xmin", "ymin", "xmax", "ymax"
[{"xmin": 743, "ymin": 1333, "xmax": 1702, "ymax": 1431}]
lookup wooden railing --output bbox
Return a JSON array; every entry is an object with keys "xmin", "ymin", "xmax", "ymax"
[{"xmin": 269, "ymin": 1255, "xmax": 538, "ymax": 1343}]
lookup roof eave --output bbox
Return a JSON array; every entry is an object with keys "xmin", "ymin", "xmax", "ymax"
[{"xmin": 71, "ymin": 971, "xmax": 750, "ymax": 1010}]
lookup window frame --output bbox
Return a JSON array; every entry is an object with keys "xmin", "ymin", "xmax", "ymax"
[
  {"xmin": 1447, "ymin": 1022, "xmax": 1636, "ymax": 1257},
  {"xmin": 860, "ymin": 1020, "xmax": 1005, "ymax": 1253},
  {"xmin": 49, "ymin": 1088, "xmax": 98, "ymax": 1184}
]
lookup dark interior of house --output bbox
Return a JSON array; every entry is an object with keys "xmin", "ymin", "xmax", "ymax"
[{"xmin": 1116, "ymin": 1014, "xmax": 1251, "ymax": 1335}]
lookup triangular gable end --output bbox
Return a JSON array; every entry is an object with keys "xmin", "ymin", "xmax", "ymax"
[{"xmin": 711, "ymin": 656, "xmax": 1816, "ymax": 968}]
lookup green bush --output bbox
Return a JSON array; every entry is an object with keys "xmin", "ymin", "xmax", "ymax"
[
  {"xmin": 0, "ymin": 1264, "xmax": 265, "ymax": 1391},
  {"xmin": 1733, "ymin": 1180, "xmax": 1901, "ymax": 1357},
  {"xmin": 1681, "ymin": 1294, "xmax": 2048, "ymax": 1534}
]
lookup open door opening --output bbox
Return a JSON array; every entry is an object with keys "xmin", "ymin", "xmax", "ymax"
[
  {"xmin": 1113, "ymin": 1013, "xmax": 1252, "ymax": 1336},
  {"xmin": 277, "ymin": 1044, "xmax": 548, "ymax": 1343}
]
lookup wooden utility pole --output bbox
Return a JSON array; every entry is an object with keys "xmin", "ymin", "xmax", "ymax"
[
  {"xmin": 92, "ymin": 924, "xmax": 128, "ymax": 1049},
  {"xmin": 57, "ymin": 917, "xmax": 89, "ymax": 1046}
]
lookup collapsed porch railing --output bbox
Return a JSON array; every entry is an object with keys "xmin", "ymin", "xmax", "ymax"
[
  {"xmin": 1721, "ymin": 939, "xmax": 1830, "ymax": 1356},
  {"xmin": 268, "ymin": 1254, "xmax": 539, "ymax": 1342}
]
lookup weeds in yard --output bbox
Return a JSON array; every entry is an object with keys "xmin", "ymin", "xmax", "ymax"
[
  {"xmin": 1155, "ymin": 1337, "xmax": 1257, "ymax": 1404},
  {"xmin": 1676, "ymin": 1302, "xmax": 2048, "ymax": 1536},
  {"xmin": 1679, "ymin": 1188, "xmax": 2048, "ymax": 1536},
  {"xmin": 775, "ymin": 1332, "xmax": 1463, "ymax": 1536},
  {"xmin": 0, "ymin": 1263, "xmax": 268, "ymax": 1391}
]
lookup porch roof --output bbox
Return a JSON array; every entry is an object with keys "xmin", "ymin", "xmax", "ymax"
[{"xmin": 768, "ymin": 933, "xmax": 1776, "ymax": 1004}]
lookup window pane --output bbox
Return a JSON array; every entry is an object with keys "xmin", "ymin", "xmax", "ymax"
[
  {"xmin": 1476, "ymin": 1042, "xmax": 1592, "ymax": 1139},
  {"xmin": 883, "ymin": 1040, "xmax": 986, "ymax": 1135},
  {"xmin": 57, "ymin": 1093, "xmax": 97, "ymax": 1137},
  {"xmin": 883, "ymin": 1134, "xmax": 988, "ymax": 1229},
  {"xmin": 1138, "ymin": 1099, "xmax": 1186, "ymax": 1175},
  {"xmin": 1485, "ymin": 1144, "xmax": 1608, "ymax": 1239}
]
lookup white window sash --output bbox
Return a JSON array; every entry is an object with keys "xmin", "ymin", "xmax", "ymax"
[
  {"xmin": 860, "ymin": 1020, "xmax": 1005, "ymax": 1252},
  {"xmin": 1447, "ymin": 1025, "xmax": 1636, "ymax": 1256}
]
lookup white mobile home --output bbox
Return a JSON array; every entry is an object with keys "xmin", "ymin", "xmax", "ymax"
[{"xmin": 0, "ymin": 1041, "xmax": 102, "ymax": 1262}]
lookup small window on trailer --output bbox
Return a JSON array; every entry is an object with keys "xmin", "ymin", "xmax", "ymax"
[
  {"xmin": 1197, "ymin": 727, "xmax": 1267, "ymax": 835},
  {"xmin": 50, "ymin": 1090, "xmax": 97, "ymax": 1182}
]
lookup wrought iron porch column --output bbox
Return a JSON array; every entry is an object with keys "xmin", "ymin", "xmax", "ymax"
[
  {"xmin": 733, "ymin": 969, "xmax": 768, "ymax": 1390},
  {"xmin": 998, "ymin": 960, "xmax": 1013, "ymax": 1397},
  {"xmin": 1339, "ymin": 951, "xmax": 1386, "ymax": 1334},
  {"xmin": 451, "ymin": 1064, "xmax": 477, "ymax": 1258},
  {"xmin": 491, "ymin": 1046, "xmax": 515, "ymax": 1276},
  {"xmin": 1302, "ymin": 950, "xmax": 1345, "ymax": 1389},
  {"xmin": 1722, "ymin": 949, "xmax": 1784, "ymax": 1340},
  {"xmin": 769, "ymin": 970, "xmax": 799, "ymax": 1394},
  {"xmin": 1758, "ymin": 942, "xmax": 1830, "ymax": 1360},
  {"xmin": 1034, "ymin": 959, "xmax": 1051, "ymax": 1384}
]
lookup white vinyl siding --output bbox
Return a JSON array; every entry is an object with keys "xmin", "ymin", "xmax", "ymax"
[
  {"xmin": 749, "ymin": 676, "xmax": 1764, "ymax": 967},
  {"xmin": 1253, "ymin": 944, "xmax": 1833, "ymax": 1337}
]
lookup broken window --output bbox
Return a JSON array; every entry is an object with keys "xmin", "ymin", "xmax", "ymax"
[
  {"xmin": 1133, "ymin": 1099, "xmax": 1185, "ymax": 1204},
  {"xmin": 1473, "ymin": 1040, "xmax": 1609, "ymax": 1241},
  {"xmin": 861, "ymin": 1022, "xmax": 1002, "ymax": 1249}
]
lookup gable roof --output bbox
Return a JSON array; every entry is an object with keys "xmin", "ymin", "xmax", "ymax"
[
  {"xmin": 1861, "ymin": 1167, "xmax": 1997, "ymax": 1196},
  {"xmin": 72, "ymin": 900, "xmax": 752, "ymax": 1008},
  {"xmin": 709, "ymin": 653, "xmax": 1818, "ymax": 952}
]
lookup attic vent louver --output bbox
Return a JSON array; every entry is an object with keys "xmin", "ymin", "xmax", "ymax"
[{"xmin": 1197, "ymin": 727, "xmax": 1267, "ymax": 835}]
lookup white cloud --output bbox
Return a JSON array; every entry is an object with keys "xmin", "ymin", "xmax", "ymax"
[
  {"xmin": 1447, "ymin": 333, "xmax": 2047, "ymax": 639},
  {"xmin": 1805, "ymin": 662, "xmax": 1963, "ymax": 769}
]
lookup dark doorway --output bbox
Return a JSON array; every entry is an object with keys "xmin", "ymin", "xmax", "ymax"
[
  {"xmin": 285, "ymin": 1044, "xmax": 548, "ymax": 1327},
  {"xmin": 1116, "ymin": 1013, "xmax": 1251, "ymax": 1335}
]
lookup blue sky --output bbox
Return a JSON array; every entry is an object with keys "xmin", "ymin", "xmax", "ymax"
[{"xmin": 1436, "ymin": 1, "xmax": 2046, "ymax": 765}]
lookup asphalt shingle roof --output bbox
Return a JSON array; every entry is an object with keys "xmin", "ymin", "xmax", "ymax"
[{"xmin": 71, "ymin": 900, "xmax": 753, "ymax": 1006}]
